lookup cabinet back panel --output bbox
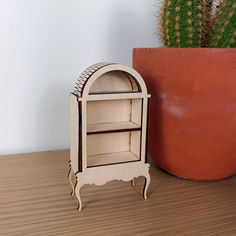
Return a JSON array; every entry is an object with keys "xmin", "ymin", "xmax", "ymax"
[
  {"xmin": 87, "ymin": 132, "xmax": 130, "ymax": 156},
  {"xmin": 87, "ymin": 99, "xmax": 142, "ymax": 125},
  {"xmin": 89, "ymin": 71, "xmax": 139, "ymax": 94},
  {"xmin": 87, "ymin": 99, "xmax": 131, "ymax": 124}
]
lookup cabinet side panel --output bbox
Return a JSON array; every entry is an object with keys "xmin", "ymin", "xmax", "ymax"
[
  {"xmin": 70, "ymin": 94, "xmax": 79, "ymax": 173},
  {"xmin": 130, "ymin": 131, "xmax": 141, "ymax": 159},
  {"xmin": 141, "ymin": 98, "xmax": 148, "ymax": 163},
  {"xmin": 131, "ymin": 99, "xmax": 142, "ymax": 126}
]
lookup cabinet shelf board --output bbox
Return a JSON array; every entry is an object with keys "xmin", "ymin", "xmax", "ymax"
[
  {"xmin": 85, "ymin": 93, "xmax": 146, "ymax": 101},
  {"xmin": 87, "ymin": 121, "xmax": 141, "ymax": 134},
  {"xmin": 87, "ymin": 151, "xmax": 139, "ymax": 167}
]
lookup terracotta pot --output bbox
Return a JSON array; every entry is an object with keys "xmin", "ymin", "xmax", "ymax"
[{"xmin": 133, "ymin": 48, "xmax": 236, "ymax": 181}]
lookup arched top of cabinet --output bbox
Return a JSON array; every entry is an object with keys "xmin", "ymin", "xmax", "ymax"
[{"xmin": 73, "ymin": 63, "xmax": 148, "ymax": 98}]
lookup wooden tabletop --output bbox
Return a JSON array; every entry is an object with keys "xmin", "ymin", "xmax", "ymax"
[{"xmin": 0, "ymin": 150, "xmax": 236, "ymax": 236}]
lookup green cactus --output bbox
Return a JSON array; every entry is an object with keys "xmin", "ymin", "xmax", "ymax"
[
  {"xmin": 161, "ymin": 0, "xmax": 207, "ymax": 47},
  {"xmin": 201, "ymin": 0, "xmax": 214, "ymax": 46},
  {"xmin": 159, "ymin": 0, "xmax": 236, "ymax": 48},
  {"xmin": 208, "ymin": 1, "xmax": 236, "ymax": 47}
]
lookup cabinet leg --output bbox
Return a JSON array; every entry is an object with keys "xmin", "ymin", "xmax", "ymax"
[
  {"xmin": 68, "ymin": 165, "xmax": 75, "ymax": 196},
  {"xmin": 75, "ymin": 182, "xmax": 82, "ymax": 211},
  {"xmin": 131, "ymin": 178, "xmax": 135, "ymax": 187},
  {"xmin": 143, "ymin": 174, "xmax": 151, "ymax": 200}
]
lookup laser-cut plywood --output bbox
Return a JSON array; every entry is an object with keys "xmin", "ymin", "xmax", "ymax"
[{"xmin": 69, "ymin": 63, "xmax": 151, "ymax": 211}]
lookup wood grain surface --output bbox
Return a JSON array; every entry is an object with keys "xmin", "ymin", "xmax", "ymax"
[{"xmin": 0, "ymin": 150, "xmax": 236, "ymax": 236}]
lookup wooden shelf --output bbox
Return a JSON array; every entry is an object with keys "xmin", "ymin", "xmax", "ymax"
[
  {"xmin": 70, "ymin": 63, "xmax": 150, "ymax": 211},
  {"xmin": 2, "ymin": 150, "xmax": 236, "ymax": 235},
  {"xmin": 85, "ymin": 93, "xmax": 146, "ymax": 101},
  {"xmin": 87, "ymin": 151, "xmax": 139, "ymax": 167},
  {"xmin": 87, "ymin": 121, "xmax": 141, "ymax": 134}
]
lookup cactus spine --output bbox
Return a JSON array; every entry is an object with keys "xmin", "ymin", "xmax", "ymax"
[
  {"xmin": 161, "ymin": 0, "xmax": 205, "ymax": 47},
  {"xmin": 159, "ymin": 0, "xmax": 236, "ymax": 48},
  {"xmin": 209, "ymin": 1, "xmax": 236, "ymax": 47}
]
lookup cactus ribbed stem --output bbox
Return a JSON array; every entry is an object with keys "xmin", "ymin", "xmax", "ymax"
[
  {"xmin": 209, "ymin": 1, "xmax": 236, "ymax": 47},
  {"xmin": 158, "ymin": 0, "xmax": 236, "ymax": 48},
  {"xmin": 161, "ymin": 0, "xmax": 205, "ymax": 47}
]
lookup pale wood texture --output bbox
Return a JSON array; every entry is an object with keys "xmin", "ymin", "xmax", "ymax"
[
  {"xmin": 1, "ymin": 150, "xmax": 236, "ymax": 236},
  {"xmin": 87, "ymin": 151, "xmax": 139, "ymax": 167},
  {"xmin": 87, "ymin": 121, "xmax": 140, "ymax": 134},
  {"xmin": 70, "ymin": 63, "xmax": 151, "ymax": 210},
  {"xmin": 70, "ymin": 94, "xmax": 79, "ymax": 173},
  {"xmin": 89, "ymin": 71, "xmax": 139, "ymax": 93},
  {"xmin": 74, "ymin": 162, "xmax": 150, "ymax": 211},
  {"xmin": 87, "ymin": 99, "xmax": 132, "ymax": 125},
  {"xmin": 87, "ymin": 132, "xmax": 131, "ymax": 157}
]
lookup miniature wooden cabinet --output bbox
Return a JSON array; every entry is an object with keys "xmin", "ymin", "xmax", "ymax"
[{"xmin": 68, "ymin": 63, "xmax": 151, "ymax": 211}]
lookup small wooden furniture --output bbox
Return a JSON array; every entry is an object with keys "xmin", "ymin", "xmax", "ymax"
[{"xmin": 69, "ymin": 63, "xmax": 151, "ymax": 211}]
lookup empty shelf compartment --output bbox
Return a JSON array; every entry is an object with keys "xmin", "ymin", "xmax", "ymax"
[{"xmin": 87, "ymin": 151, "xmax": 139, "ymax": 167}]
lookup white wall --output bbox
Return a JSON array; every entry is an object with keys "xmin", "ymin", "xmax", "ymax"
[{"xmin": 0, "ymin": 0, "xmax": 161, "ymax": 155}]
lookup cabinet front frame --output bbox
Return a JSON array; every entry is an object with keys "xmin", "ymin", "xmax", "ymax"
[{"xmin": 80, "ymin": 94, "xmax": 149, "ymax": 170}]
